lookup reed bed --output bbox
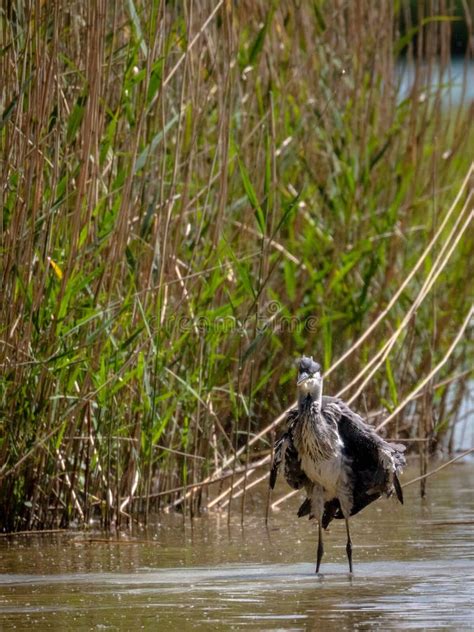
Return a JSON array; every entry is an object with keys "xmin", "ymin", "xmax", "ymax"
[{"xmin": 0, "ymin": 1, "xmax": 473, "ymax": 531}]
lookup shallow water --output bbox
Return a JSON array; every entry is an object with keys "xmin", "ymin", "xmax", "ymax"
[{"xmin": 1, "ymin": 462, "xmax": 473, "ymax": 630}]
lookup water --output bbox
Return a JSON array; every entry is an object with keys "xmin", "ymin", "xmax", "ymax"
[
  {"xmin": 453, "ymin": 380, "xmax": 474, "ymax": 451},
  {"xmin": 1, "ymin": 462, "xmax": 473, "ymax": 630},
  {"xmin": 397, "ymin": 58, "xmax": 474, "ymax": 105}
]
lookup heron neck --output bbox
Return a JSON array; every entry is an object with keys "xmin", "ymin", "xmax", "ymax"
[{"xmin": 298, "ymin": 380, "xmax": 323, "ymax": 412}]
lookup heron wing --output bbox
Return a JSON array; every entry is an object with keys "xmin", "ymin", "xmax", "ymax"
[
  {"xmin": 269, "ymin": 434, "xmax": 286, "ymax": 489},
  {"xmin": 322, "ymin": 399, "xmax": 406, "ymax": 526},
  {"xmin": 333, "ymin": 399, "xmax": 406, "ymax": 464},
  {"xmin": 270, "ymin": 408, "xmax": 308, "ymax": 491}
]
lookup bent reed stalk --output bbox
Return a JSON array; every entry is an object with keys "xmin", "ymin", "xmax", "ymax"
[{"xmin": 0, "ymin": 1, "xmax": 473, "ymax": 531}]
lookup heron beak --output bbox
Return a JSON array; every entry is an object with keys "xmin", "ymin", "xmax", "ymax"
[{"xmin": 297, "ymin": 371, "xmax": 309, "ymax": 385}]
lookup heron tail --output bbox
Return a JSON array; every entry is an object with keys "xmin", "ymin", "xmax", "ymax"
[
  {"xmin": 297, "ymin": 497, "xmax": 311, "ymax": 518},
  {"xmin": 321, "ymin": 498, "xmax": 341, "ymax": 529}
]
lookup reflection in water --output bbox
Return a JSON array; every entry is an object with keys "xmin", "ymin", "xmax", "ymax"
[{"xmin": 0, "ymin": 462, "xmax": 473, "ymax": 630}]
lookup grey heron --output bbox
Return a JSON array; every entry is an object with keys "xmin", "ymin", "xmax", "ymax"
[{"xmin": 270, "ymin": 356, "xmax": 405, "ymax": 574}]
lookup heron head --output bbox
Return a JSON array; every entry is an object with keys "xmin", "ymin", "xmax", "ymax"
[{"xmin": 296, "ymin": 356, "xmax": 322, "ymax": 394}]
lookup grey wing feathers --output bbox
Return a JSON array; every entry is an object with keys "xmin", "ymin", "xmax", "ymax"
[
  {"xmin": 335, "ymin": 399, "xmax": 406, "ymax": 469},
  {"xmin": 269, "ymin": 435, "xmax": 285, "ymax": 489},
  {"xmin": 321, "ymin": 399, "xmax": 406, "ymax": 526},
  {"xmin": 270, "ymin": 409, "xmax": 308, "ymax": 491},
  {"xmin": 393, "ymin": 473, "xmax": 404, "ymax": 504}
]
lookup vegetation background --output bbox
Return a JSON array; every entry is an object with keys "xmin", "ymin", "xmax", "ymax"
[{"xmin": 1, "ymin": 0, "xmax": 473, "ymax": 532}]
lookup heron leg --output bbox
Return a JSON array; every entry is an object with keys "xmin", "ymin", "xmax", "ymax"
[
  {"xmin": 316, "ymin": 520, "xmax": 324, "ymax": 573},
  {"xmin": 345, "ymin": 518, "xmax": 353, "ymax": 574}
]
